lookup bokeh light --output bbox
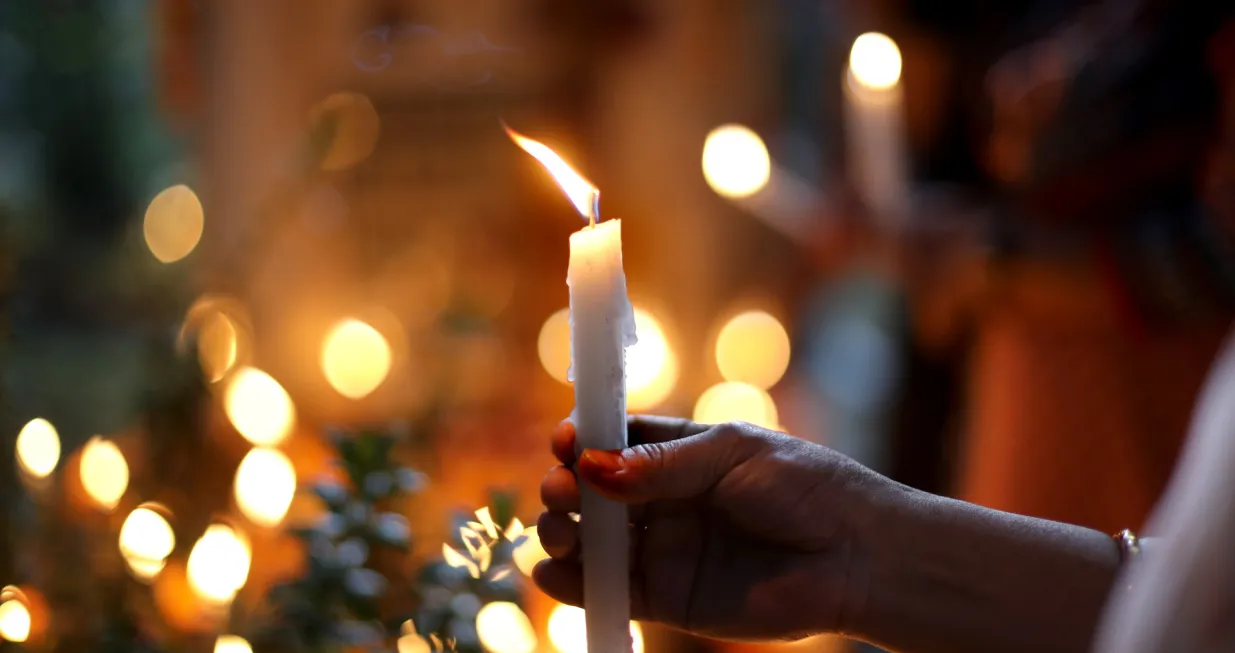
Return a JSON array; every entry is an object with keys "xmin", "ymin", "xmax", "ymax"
[
  {"xmin": 80, "ymin": 437, "xmax": 129, "ymax": 511},
  {"xmin": 475, "ymin": 601, "xmax": 538, "ymax": 653},
  {"xmin": 547, "ymin": 604, "xmax": 643, "ymax": 653},
  {"xmin": 715, "ymin": 310, "xmax": 791, "ymax": 389},
  {"xmin": 320, "ymin": 318, "xmax": 392, "ymax": 399},
  {"xmin": 511, "ymin": 526, "xmax": 551, "ymax": 576},
  {"xmin": 537, "ymin": 308, "xmax": 572, "ymax": 385},
  {"xmin": 0, "ymin": 599, "xmax": 30, "ymax": 643},
  {"xmin": 186, "ymin": 524, "xmax": 251, "ymax": 604},
  {"xmin": 214, "ymin": 634, "xmax": 253, "ymax": 653},
  {"xmin": 310, "ymin": 92, "xmax": 381, "ymax": 171},
  {"xmin": 233, "ymin": 447, "xmax": 297, "ymax": 527},
  {"xmin": 224, "ymin": 367, "xmax": 295, "ymax": 446},
  {"xmin": 143, "ymin": 184, "xmax": 204, "ymax": 263},
  {"xmin": 119, "ymin": 504, "xmax": 176, "ymax": 581},
  {"xmin": 199, "ymin": 311, "xmax": 239, "ymax": 383},
  {"xmin": 702, "ymin": 124, "xmax": 771, "ymax": 199},
  {"xmin": 397, "ymin": 631, "xmax": 432, "ymax": 653},
  {"xmin": 693, "ymin": 382, "xmax": 779, "ymax": 430},
  {"xmin": 627, "ymin": 308, "xmax": 678, "ymax": 411},
  {"xmin": 849, "ymin": 33, "xmax": 902, "ymax": 90},
  {"xmin": 15, "ymin": 417, "xmax": 59, "ymax": 479}
]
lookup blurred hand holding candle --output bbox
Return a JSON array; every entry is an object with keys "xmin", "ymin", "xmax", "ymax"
[
  {"xmin": 507, "ymin": 126, "xmax": 634, "ymax": 653},
  {"xmin": 844, "ymin": 32, "xmax": 909, "ymax": 230}
]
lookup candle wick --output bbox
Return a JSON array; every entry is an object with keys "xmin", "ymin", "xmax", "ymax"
[{"xmin": 590, "ymin": 193, "xmax": 600, "ymax": 227}]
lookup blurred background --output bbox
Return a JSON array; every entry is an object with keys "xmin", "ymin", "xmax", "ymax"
[{"xmin": 1, "ymin": 1, "xmax": 1232, "ymax": 653}]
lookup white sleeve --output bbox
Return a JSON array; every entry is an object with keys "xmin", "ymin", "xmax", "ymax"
[{"xmin": 1093, "ymin": 328, "xmax": 1235, "ymax": 653}]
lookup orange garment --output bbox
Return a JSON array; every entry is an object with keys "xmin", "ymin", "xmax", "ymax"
[{"xmin": 943, "ymin": 262, "xmax": 1229, "ymax": 533}]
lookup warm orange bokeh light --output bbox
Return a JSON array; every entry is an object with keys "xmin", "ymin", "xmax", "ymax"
[
  {"xmin": 702, "ymin": 125, "xmax": 771, "ymax": 199},
  {"xmin": 186, "ymin": 524, "xmax": 251, "ymax": 604},
  {"xmin": 714, "ymin": 310, "xmax": 791, "ymax": 389},
  {"xmin": 119, "ymin": 504, "xmax": 176, "ymax": 581},
  {"xmin": 693, "ymin": 381, "xmax": 779, "ymax": 430},
  {"xmin": 547, "ymin": 604, "xmax": 643, "ymax": 653},
  {"xmin": 475, "ymin": 601, "xmax": 538, "ymax": 653},
  {"xmin": 320, "ymin": 318, "xmax": 392, "ymax": 399},
  {"xmin": 15, "ymin": 418, "xmax": 60, "ymax": 479},
  {"xmin": 224, "ymin": 367, "xmax": 295, "ymax": 446},
  {"xmin": 849, "ymin": 32, "xmax": 903, "ymax": 90},
  {"xmin": 80, "ymin": 436, "xmax": 129, "ymax": 511},
  {"xmin": 626, "ymin": 308, "xmax": 678, "ymax": 411},
  {"xmin": 144, "ymin": 184, "xmax": 204, "ymax": 263},
  {"xmin": 233, "ymin": 447, "xmax": 297, "ymax": 527},
  {"xmin": 310, "ymin": 92, "xmax": 381, "ymax": 171}
]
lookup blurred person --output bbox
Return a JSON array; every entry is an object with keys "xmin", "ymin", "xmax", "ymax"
[{"xmin": 870, "ymin": 0, "xmax": 1235, "ymax": 535}]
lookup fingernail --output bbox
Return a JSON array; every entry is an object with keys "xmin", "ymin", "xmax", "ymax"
[{"xmin": 579, "ymin": 449, "xmax": 626, "ymax": 476}]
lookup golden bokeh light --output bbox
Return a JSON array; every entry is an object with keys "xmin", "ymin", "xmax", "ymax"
[
  {"xmin": 397, "ymin": 632, "xmax": 432, "ymax": 653},
  {"xmin": 702, "ymin": 124, "xmax": 771, "ymax": 199},
  {"xmin": 627, "ymin": 308, "xmax": 678, "ymax": 411},
  {"xmin": 224, "ymin": 367, "xmax": 295, "ymax": 446},
  {"xmin": 310, "ymin": 92, "xmax": 381, "ymax": 171},
  {"xmin": 199, "ymin": 311, "xmax": 239, "ymax": 383},
  {"xmin": 119, "ymin": 504, "xmax": 176, "ymax": 581},
  {"xmin": 233, "ymin": 447, "xmax": 297, "ymax": 528},
  {"xmin": 80, "ymin": 437, "xmax": 129, "ymax": 511},
  {"xmin": 186, "ymin": 524, "xmax": 251, "ymax": 604},
  {"xmin": 511, "ymin": 526, "xmax": 552, "ymax": 576},
  {"xmin": 0, "ymin": 600, "xmax": 30, "ymax": 643},
  {"xmin": 539, "ymin": 307, "xmax": 677, "ymax": 410},
  {"xmin": 849, "ymin": 32, "xmax": 903, "ymax": 90},
  {"xmin": 715, "ymin": 310, "xmax": 791, "ymax": 389},
  {"xmin": 320, "ymin": 319, "xmax": 392, "ymax": 399},
  {"xmin": 693, "ymin": 382, "xmax": 779, "ymax": 430},
  {"xmin": 144, "ymin": 184, "xmax": 204, "ymax": 263},
  {"xmin": 537, "ymin": 308, "xmax": 572, "ymax": 385},
  {"xmin": 475, "ymin": 601, "xmax": 538, "ymax": 653},
  {"xmin": 15, "ymin": 418, "xmax": 60, "ymax": 479},
  {"xmin": 547, "ymin": 604, "xmax": 643, "ymax": 653},
  {"xmin": 214, "ymin": 634, "xmax": 253, "ymax": 653}
]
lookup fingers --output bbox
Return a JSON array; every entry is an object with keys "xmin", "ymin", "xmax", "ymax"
[
  {"xmin": 541, "ymin": 465, "xmax": 580, "ymax": 513},
  {"xmin": 578, "ymin": 422, "xmax": 765, "ymax": 504},
  {"xmin": 531, "ymin": 543, "xmax": 652, "ymax": 622},
  {"xmin": 532, "ymin": 559, "xmax": 583, "ymax": 606},
  {"xmin": 553, "ymin": 415, "xmax": 707, "ymax": 465},
  {"xmin": 537, "ymin": 511, "xmax": 579, "ymax": 559},
  {"xmin": 551, "ymin": 420, "xmax": 578, "ymax": 467},
  {"xmin": 627, "ymin": 415, "xmax": 708, "ymax": 446}
]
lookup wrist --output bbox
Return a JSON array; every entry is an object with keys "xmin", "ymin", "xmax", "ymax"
[{"xmin": 845, "ymin": 484, "xmax": 1121, "ymax": 653}]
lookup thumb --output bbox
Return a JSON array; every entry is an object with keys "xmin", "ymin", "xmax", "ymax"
[{"xmin": 577, "ymin": 424, "xmax": 762, "ymax": 503}]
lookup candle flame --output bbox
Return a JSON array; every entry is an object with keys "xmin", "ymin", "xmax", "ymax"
[{"xmin": 504, "ymin": 124, "xmax": 599, "ymax": 225}]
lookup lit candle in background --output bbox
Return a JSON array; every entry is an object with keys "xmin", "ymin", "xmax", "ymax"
[
  {"xmin": 507, "ymin": 126, "xmax": 634, "ymax": 653},
  {"xmin": 844, "ymin": 32, "xmax": 909, "ymax": 230}
]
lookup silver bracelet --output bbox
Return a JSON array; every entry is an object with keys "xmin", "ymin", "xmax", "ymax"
[{"xmin": 1113, "ymin": 528, "xmax": 1142, "ymax": 564}]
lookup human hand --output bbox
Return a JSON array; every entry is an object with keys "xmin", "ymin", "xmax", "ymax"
[{"xmin": 533, "ymin": 416, "xmax": 889, "ymax": 641}]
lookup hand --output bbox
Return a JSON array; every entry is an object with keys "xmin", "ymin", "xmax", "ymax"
[{"xmin": 533, "ymin": 416, "xmax": 888, "ymax": 641}]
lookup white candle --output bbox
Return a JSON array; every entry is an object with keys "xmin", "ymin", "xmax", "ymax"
[
  {"xmin": 844, "ymin": 32, "xmax": 909, "ymax": 230},
  {"xmin": 508, "ymin": 127, "xmax": 635, "ymax": 653}
]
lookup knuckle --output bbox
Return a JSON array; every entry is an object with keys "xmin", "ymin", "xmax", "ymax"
[
  {"xmin": 712, "ymin": 421, "xmax": 767, "ymax": 456},
  {"xmin": 635, "ymin": 441, "xmax": 674, "ymax": 474}
]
